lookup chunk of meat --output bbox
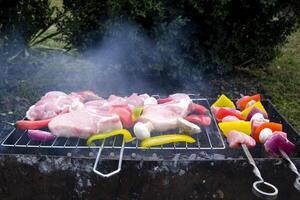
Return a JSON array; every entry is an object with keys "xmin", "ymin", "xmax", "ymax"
[
  {"xmin": 108, "ymin": 95, "xmax": 128, "ymax": 106},
  {"xmin": 70, "ymin": 90, "xmax": 102, "ymax": 102},
  {"xmin": 139, "ymin": 105, "xmax": 180, "ymax": 131},
  {"xmin": 134, "ymin": 93, "xmax": 201, "ymax": 140},
  {"xmin": 126, "ymin": 93, "xmax": 150, "ymax": 107},
  {"xmin": 227, "ymin": 130, "xmax": 256, "ymax": 148},
  {"xmin": 48, "ymin": 109, "xmax": 122, "ymax": 138},
  {"xmin": 108, "ymin": 93, "xmax": 151, "ymax": 109},
  {"xmin": 48, "ymin": 93, "xmax": 150, "ymax": 138},
  {"xmin": 26, "ymin": 91, "xmax": 83, "ymax": 121},
  {"xmin": 26, "ymin": 91, "xmax": 103, "ymax": 121},
  {"xmin": 138, "ymin": 93, "xmax": 192, "ymax": 131}
]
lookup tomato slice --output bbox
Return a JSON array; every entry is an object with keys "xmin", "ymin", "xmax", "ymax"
[
  {"xmin": 192, "ymin": 103, "xmax": 208, "ymax": 114},
  {"xmin": 185, "ymin": 114, "xmax": 211, "ymax": 126},
  {"xmin": 16, "ymin": 119, "xmax": 51, "ymax": 130}
]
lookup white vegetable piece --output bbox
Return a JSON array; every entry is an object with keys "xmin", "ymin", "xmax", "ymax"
[
  {"xmin": 259, "ymin": 128, "xmax": 273, "ymax": 143},
  {"xmin": 134, "ymin": 122, "xmax": 154, "ymax": 140}
]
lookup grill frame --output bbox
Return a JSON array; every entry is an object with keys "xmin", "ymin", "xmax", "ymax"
[
  {"xmin": 0, "ymin": 95, "xmax": 299, "ymax": 161},
  {"xmin": 1, "ymin": 98, "xmax": 225, "ymax": 151}
]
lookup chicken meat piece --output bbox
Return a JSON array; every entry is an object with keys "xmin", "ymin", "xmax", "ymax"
[
  {"xmin": 108, "ymin": 93, "xmax": 152, "ymax": 109},
  {"xmin": 48, "ymin": 102, "xmax": 122, "ymax": 138},
  {"xmin": 138, "ymin": 93, "xmax": 192, "ymax": 131},
  {"xmin": 227, "ymin": 130, "xmax": 256, "ymax": 148},
  {"xmin": 26, "ymin": 91, "xmax": 83, "ymax": 121},
  {"xmin": 26, "ymin": 91, "xmax": 102, "ymax": 121},
  {"xmin": 48, "ymin": 93, "xmax": 151, "ymax": 138},
  {"xmin": 134, "ymin": 93, "xmax": 201, "ymax": 140},
  {"xmin": 70, "ymin": 90, "xmax": 102, "ymax": 102}
]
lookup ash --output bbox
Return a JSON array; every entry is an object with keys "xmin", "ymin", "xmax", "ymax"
[
  {"xmin": 14, "ymin": 155, "xmax": 94, "ymax": 195},
  {"xmin": 15, "ymin": 155, "xmax": 93, "ymax": 173}
]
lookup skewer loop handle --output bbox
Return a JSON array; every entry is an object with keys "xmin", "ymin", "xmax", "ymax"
[{"xmin": 252, "ymin": 180, "xmax": 278, "ymax": 200}]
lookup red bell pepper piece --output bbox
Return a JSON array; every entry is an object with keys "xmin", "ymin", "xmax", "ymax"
[
  {"xmin": 16, "ymin": 119, "xmax": 51, "ymax": 130},
  {"xmin": 215, "ymin": 108, "xmax": 246, "ymax": 122},
  {"xmin": 237, "ymin": 94, "xmax": 261, "ymax": 110},
  {"xmin": 192, "ymin": 103, "xmax": 208, "ymax": 114},
  {"xmin": 185, "ymin": 114, "xmax": 211, "ymax": 126},
  {"xmin": 157, "ymin": 98, "xmax": 173, "ymax": 104}
]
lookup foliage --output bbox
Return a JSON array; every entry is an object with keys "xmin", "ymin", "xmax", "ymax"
[
  {"xmin": 58, "ymin": 0, "xmax": 300, "ymax": 75},
  {"xmin": 253, "ymin": 29, "xmax": 300, "ymax": 132},
  {"xmin": 0, "ymin": 0, "xmax": 63, "ymax": 54},
  {"xmin": 0, "ymin": 0, "xmax": 65, "ymax": 94}
]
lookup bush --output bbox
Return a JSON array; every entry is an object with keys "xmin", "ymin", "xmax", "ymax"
[
  {"xmin": 58, "ymin": 0, "xmax": 300, "ymax": 75},
  {"xmin": 0, "ymin": 0, "xmax": 63, "ymax": 92}
]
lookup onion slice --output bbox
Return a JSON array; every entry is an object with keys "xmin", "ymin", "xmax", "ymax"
[
  {"xmin": 28, "ymin": 130, "xmax": 56, "ymax": 141},
  {"xmin": 264, "ymin": 132, "xmax": 295, "ymax": 157}
]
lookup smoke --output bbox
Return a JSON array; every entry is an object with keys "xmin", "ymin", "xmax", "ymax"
[{"xmin": 1, "ymin": 19, "xmax": 213, "ymax": 103}]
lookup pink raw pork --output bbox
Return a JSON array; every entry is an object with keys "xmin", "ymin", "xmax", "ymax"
[
  {"xmin": 48, "ymin": 93, "xmax": 151, "ymax": 138},
  {"xmin": 227, "ymin": 130, "xmax": 256, "ymax": 148},
  {"xmin": 48, "ymin": 103, "xmax": 122, "ymax": 138},
  {"xmin": 26, "ymin": 91, "xmax": 82, "ymax": 120},
  {"xmin": 26, "ymin": 91, "xmax": 102, "ymax": 121}
]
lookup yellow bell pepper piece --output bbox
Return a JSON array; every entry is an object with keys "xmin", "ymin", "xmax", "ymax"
[
  {"xmin": 140, "ymin": 134, "xmax": 196, "ymax": 148},
  {"xmin": 241, "ymin": 101, "xmax": 267, "ymax": 117},
  {"xmin": 218, "ymin": 121, "xmax": 251, "ymax": 137},
  {"xmin": 86, "ymin": 129, "xmax": 134, "ymax": 146},
  {"xmin": 211, "ymin": 94, "xmax": 236, "ymax": 109},
  {"xmin": 132, "ymin": 106, "xmax": 143, "ymax": 121}
]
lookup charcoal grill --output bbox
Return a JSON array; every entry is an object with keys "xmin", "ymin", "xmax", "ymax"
[{"xmin": 1, "ymin": 94, "xmax": 300, "ymax": 199}]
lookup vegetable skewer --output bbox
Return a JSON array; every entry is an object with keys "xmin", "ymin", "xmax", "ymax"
[
  {"xmin": 241, "ymin": 144, "xmax": 278, "ymax": 199},
  {"xmin": 211, "ymin": 94, "xmax": 296, "ymax": 198},
  {"xmin": 236, "ymin": 94, "xmax": 299, "ymax": 191}
]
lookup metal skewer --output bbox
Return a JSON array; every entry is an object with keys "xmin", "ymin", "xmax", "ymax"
[
  {"xmin": 241, "ymin": 144, "xmax": 278, "ymax": 199},
  {"xmin": 93, "ymin": 138, "xmax": 125, "ymax": 178},
  {"xmin": 279, "ymin": 149, "xmax": 300, "ymax": 191}
]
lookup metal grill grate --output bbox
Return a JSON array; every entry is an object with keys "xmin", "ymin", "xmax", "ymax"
[{"xmin": 1, "ymin": 97, "xmax": 225, "ymax": 150}]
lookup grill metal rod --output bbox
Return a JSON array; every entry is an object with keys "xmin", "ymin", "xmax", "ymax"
[
  {"xmin": 1, "ymin": 98, "xmax": 225, "ymax": 151},
  {"xmin": 279, "ymin": 149, "xmax": 300, "ymax": 191},
  {"xmin": 241, "ymin": 144, "xmax": 278, "ymax": 199},
  {"xmin": 93, "ymin": 138, "xmax": 125, "ymax": 178}
]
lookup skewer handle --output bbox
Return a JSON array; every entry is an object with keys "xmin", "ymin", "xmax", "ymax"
[
  {"xmin": 241, "ymin": 144, "xmax": 278, "ymax": 199},
  {"xmin": 279, "ymin": 149, "xmax": 300, "ymax": 191},
  {"xmin": 93, "ymin": 139, "xmax": 125, "ymax": 178}
]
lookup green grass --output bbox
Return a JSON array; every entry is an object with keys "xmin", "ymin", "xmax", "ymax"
[{"xmin": 253, "ymin": 29, "xmax": 300, "ymax": 132}]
